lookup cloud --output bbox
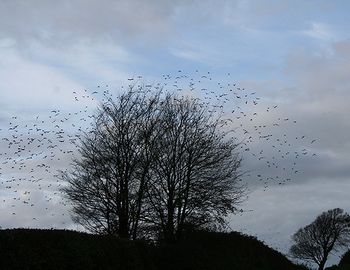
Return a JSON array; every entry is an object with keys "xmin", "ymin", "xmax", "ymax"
[
  {"xmin": 171, "ymin": 48, "xmax": 204, "ymax": 62},
  {"xmin": 23, "ymin": 40, "xmax": 133, "ymax": 85},
  {"xmin": 0, "ymin": 37, "xmax": 136, "ymax": 116},
  {"xmin": 301, "ymin": 22, "xmax": 334, "ymax": 40},
  {"xmin": 0, "ymin": 0, "xmax": 180, "ymax": 46},
  {"xmin": 282, "ymin": 41, "xmax": 350, "ymax": 151},
  {"xmin": 0, "ymin": 46, "xmax": 84, "ymax": 112},
  {"xmin": 229, "ymin": 39, "xmax": 350, "ymax": 267}
]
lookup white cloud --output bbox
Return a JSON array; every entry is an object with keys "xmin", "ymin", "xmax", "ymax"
[
  {"xmin": 0, "ymin": 46, "xmax": 83, "ymax": 112},
  {"xmin": 24, "ymin": 40, "xmax": 133, "ymax": 85},
  {"xmin": 301, "ymin": 22, "xmax": 334, "ymax": 41},
  {"xmin": 171, "ymin": 48, "xmax": 204, "ymax": 62}
]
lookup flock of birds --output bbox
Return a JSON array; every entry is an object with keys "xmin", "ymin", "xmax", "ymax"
[{"xmin": 0, "ymin": 71, "xmax": 318, "ymax": 228}]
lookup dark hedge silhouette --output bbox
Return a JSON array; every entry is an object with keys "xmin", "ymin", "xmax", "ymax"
[
  {"xmin": 339, "ymin": 249, "xmax": 350, "ymax": 267},
  {"xmin": 0, "ymin": 228, "xmax": 307, "ymax": 270}
]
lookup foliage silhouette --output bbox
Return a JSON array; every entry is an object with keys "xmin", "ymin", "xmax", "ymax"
[
  {"xmin": 290, "ymin": 208, "xmax": 350, "ymax": 270},
  {"xmin": 0, "ymin": 228, "xmax": 307, "ymax": 270}
]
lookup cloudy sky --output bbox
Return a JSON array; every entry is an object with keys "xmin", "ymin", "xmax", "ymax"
[{"xmin": 1, "ymin": 0, "xmax": 350, "ymax": 267}]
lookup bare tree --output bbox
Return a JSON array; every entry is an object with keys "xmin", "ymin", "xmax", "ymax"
[
  {"xmin": 144, "ymin": 94, "xmax": 244, "ymax": 241},
  {"xmin": 62, "ymin": 87, "xmax": 244, "ymax": 241},
  {"xmin": 62, "ymin": 88, "xmax": 160, "ymax": 238},
  {"xmin": 290, "ymin": 208, "xmax": 350, "ymax": 270}
]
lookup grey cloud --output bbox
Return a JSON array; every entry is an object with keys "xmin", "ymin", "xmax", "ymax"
[
  {"xmin": 0, "ymin": 0, "xmax": 334, "ymax": 47},
  {"xmin": 237, "ymin": 40, "xmax": 350, "ymax": 188},
  {"xmin": 229, "ymin": 40, "xmax": 350, "ymax": 267},
  {"xmin": 0, "ymin": 0, "xmax": 180, "ymax": 45}
]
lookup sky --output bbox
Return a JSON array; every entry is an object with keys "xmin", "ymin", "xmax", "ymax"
[{"xmin": 1, "ymin": 0, "xmax": 350, "ymax": 267}]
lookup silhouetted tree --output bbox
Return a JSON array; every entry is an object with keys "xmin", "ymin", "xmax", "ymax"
[
  {"xmin": 62, "ymin": 87, "xmax": 244, "ymax": 241},
  {"xmin": 144, "ymin": 94, "xmax": 244, "ymax": 241},
  {"xmin": 62, "ymin": 88, "xmax": 161, "ymax": 238},
  {"xmin": 290, "ymin": 208, "xmax": 350, "ymax": 270}
]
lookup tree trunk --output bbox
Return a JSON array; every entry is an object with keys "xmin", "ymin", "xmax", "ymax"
[
  {"xmin": 164, "ymin": 198, "xmax": 175, "ymax": 242},
  {"xmin": 132, "ymin": 168, "xmax": 148, "ymax": 240},
  {"xmin": 118, "ymin": 188, "xmax": 129, "ymax": 238},
  {"xmin": 318, "ymin": 258, "xmax": 327, "ymax": 270},
  {"xmin": 119, "ymin": 212, "xmax": 129, "ymax": 238}
]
